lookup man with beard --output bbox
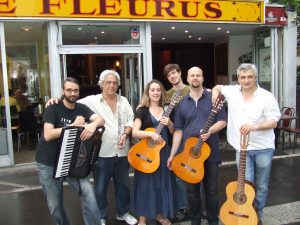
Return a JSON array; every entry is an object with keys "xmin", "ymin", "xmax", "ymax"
[
  {"xmin": 46, "ymin": 71, "xmax": 137, "ymax": 225},
  {"xmin": 36, "ymin": 77, "xmax": 104, "ymax": 225},
  {"xmin": 167, "ymin": 67, "xmax": 227, "ymax": 225}
]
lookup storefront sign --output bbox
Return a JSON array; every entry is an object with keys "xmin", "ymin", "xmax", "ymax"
[
  {"xmin": 265, "ymin": 6, "xmax": 287, "ymax": 26},
  {"xmin": 0, "ymin": 0, "xmax": 264, "ymax": 23}
]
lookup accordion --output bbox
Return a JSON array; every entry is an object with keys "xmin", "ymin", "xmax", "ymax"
[{"xmin": 54, "ymin": 126, "xmax": 105, "ymax": 179}]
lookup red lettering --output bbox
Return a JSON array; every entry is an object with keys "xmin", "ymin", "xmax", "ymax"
[
  {"xmin": 72, "ymin": 0, "xmax": 96, "ymax": 15},
  {"xmin": 154, "ymin": 0, "xmax": 176, "ymax": 17},
  {"xmin": 129, "ymin": 0, "xmax": 148, "ymax": 16},
  {"xmin": 41, "ymin": 0, "xmax": 63, "ymax": 14},
  {"xmin": 180, "ymin": 1, "xmax": 200, "ymax": 18},
  {"xmin": 0, "ymin": 0, "xmax": 16, "ymax": 13},
  {"xmin": 98, "ymin": 0, "xmax": 121, "ymax": 16},
  {"xmin": 204, "ymin": 2, "xmax": 222, "ymax": 18}
]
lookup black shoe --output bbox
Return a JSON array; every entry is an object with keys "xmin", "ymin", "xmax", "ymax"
[
  {"xmin": 175, "ymin": 209, "xmax": 186, "ymax": 220},
  {"xmin": 201, "ymin": 209, "xmax": 207, "ymax": 219}
]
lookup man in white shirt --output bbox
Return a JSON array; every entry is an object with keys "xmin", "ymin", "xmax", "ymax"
[
  {"xmin": 212, "ymin": 63, "xmax": 281, "ymax": 224},
  {"xmin": 77, "ymin": 70, "xmax": 137, "ymax": 225},
  {"xmin": 46, "ymin": 70, "xmax": 137, "ymax": 225}
]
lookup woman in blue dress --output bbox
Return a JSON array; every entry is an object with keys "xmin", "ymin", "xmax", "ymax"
[{"xmin": 132, "ymin": 79, "xmax": 176, "ymax": 225}]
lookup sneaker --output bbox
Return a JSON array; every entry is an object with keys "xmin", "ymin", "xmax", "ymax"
[
  {"xmin": 201, "ymin": 209, "xmax": 207, "ymax": 219},
  {"xmin": 175, "ymin": 209, "xmax": 186, "ymax": 220},
  {"xmin": 100, "ymin": 219, "xmax": 106, "ymax": 225},
  {"xmin": 116, "ymin": 213, "xmax": 138, "ymax": 225}
]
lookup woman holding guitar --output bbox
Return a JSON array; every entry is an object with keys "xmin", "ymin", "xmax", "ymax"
[{"xmin": 131, "ymin": 80, "xmax": 176, "ymax": 225}]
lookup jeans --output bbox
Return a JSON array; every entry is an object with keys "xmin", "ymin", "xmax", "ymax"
[
  {"xmin": 37, "ymin": 163, "xmax": 101, "ymax": 225},
  {"xmin": 93, "ymin": 156, "xmax": 130, "ymax": 219},
  {"xmin": 187, "ymin": 161, "xmax": 219, "ymax": 225},
  {"xmin": 175, "ymin": 177, "xmax": 188, "ymax": 210},
  {"xmin": 236, "ymin": 148, "xmax": 274, "ymax": 219}
]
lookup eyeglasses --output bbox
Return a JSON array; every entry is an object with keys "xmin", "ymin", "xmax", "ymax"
[
  {"xmin": 64, "ymin": 88, "xmax": 79, "ymax": 94},
  {"xmin": 105, "ymin": 81, "xmax": 118, "ymax": 86}
]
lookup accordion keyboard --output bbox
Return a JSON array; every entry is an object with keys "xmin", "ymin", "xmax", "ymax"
[{"xmin": 55, "ymin": 128, "xmax": 80, "ymax": 178}]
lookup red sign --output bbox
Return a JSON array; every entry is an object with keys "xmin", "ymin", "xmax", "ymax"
[{"xmin": 265, "ymin": 6, "xmax": 287, "ymax": 26}]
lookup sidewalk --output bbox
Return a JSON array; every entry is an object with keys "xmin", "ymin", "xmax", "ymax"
[{"xmin": 1, "ymin": 149, "xmax": 300, "ymax": 225}]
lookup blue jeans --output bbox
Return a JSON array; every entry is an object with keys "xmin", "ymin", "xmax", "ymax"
[
  {"xmin": 37, "ymin": 163, "xmax": 101, "ymax": 225},
  {"xmin": 236, "ymin": 148, "xmax": 274, "ymax": 218},
  {"xmin": 187, "ymin": 161, "xmax": 219, "ymax": 225},
  {"xmin": 175, "ymin": 177, "xmax": 188, "ymax": 210},
  {"xmin": 93, "ymin": 156, "xmax": 130, "ymax": 219}
]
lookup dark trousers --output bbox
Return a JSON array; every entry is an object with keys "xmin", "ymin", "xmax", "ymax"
[
  {"xmin": 187, "ymin": 161, "xmax": 219, "ymax": 225},
  {"xmin": 93, "ymin": 156, "xmax": 130, "ymax": 219}
]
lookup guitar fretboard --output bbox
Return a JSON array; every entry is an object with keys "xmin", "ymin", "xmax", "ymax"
[
  {"xmin": 237, "ymin": 148, "xmax": 247, "ymax": 195},
  {"xmin": 191, "ymin": 109, "xmax": 218, "ymax": 156}
]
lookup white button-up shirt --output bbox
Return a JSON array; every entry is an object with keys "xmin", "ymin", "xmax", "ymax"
[
  {"xmin": 220, "ymin": 85, "xmax": 280, "ymax": 151},
  {"xmin": 78, "ymin": 94, "xmax": 134, "ymax": 157}
]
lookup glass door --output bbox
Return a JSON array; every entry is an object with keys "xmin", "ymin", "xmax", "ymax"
[
  {"xmin": 124, "ymin": 53, "xmax": 143, "ymax": 110},
  {"xmin": 0, "ymin": 22, "xmax": 14, "ymax": 166}
]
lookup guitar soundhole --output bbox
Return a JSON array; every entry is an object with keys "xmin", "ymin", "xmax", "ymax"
[
  {"xmin": 147, "ymin": 139, "xmax": 157, "ymax": 147},
  {"xmin": 190, "ymin": 147, "xmax": 200, "ymax": 158},
  {"xmin": 233, "ymin": 192, "xmax": 247, "ymax": 205}
]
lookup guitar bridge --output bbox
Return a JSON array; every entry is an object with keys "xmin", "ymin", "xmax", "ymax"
[
  {"xmin": 180, "ymin": 163, "xmax": 196, "ymax": 173},
  {"xmin": 136, "ymin": 153, "xmax": 152, "ymax": 163},
  {"xmin": 228, "ymin": 211, "xmax": 249, "ymax": 218}
]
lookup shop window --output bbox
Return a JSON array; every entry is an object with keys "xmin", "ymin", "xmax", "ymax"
[
  {"xmin": 256, "ymin": 30, "xmax": 272, "ymax": 91},
  {"xmin": 61, "ymin": 24, "xmax": 140, "ymax": 45}
]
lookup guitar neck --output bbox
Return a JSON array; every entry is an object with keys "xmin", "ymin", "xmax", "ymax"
[
  {"xmin": 193, "ymin": 109, "xmax": 217, "ymax": 151},
  {"xmin": 237, "ymin": 148, "xmax": 247, "ymax": 195},
  {"xmin": 156, "ymin": 101, "xmax": 176, "ymax": 134}
]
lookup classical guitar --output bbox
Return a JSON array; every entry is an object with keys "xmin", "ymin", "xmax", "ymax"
[
  {"xmin": 128, "ymin": 92, "xmax": 181, "ymax": 173},
  {"xmin": 171, "ymin": 93, "xmax": 225, "ymax": 184},
  {"xmin": 220, "ymin": 133, "xmax": 258, "ymax": 225}
]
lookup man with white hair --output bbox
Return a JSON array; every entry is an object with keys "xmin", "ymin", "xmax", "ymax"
[
  {"xmin": 47, "ymin": 70, "xmax": 137, "ymax": 225},
  {"xmin": 77, "ymin": 70, "xmax": 137, "ymax": 225},
  {"xmin": 212, "ymin": 63, "xmax": 281, "ymax": 224}
]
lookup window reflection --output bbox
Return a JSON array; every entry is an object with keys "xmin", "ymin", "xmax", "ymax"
[{"xmin": 61, "ymin": 24, "xmax": 140, "ymax": 45}]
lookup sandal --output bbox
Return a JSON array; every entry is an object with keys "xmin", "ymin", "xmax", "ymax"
[{"xmin": 156, "ymin": 217, "xmax": 171, "ymax": 225}]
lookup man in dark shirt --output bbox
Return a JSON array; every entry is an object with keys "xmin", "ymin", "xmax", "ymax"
[
  {"xmin": 167, "ymin": 67, "xmax": 227, "ymax": 225},
  {"xmin": 36, "ymin": 77, "xmax": 104, "ymax": 225}
]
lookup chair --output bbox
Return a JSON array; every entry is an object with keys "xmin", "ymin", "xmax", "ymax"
[
  {"xmin": 1, "ymin": 106, "xmax": 19, "ymax": 127},
  {"xmin": 277, "ymin": 107, "xmax": 295, "ymax": 150},
  {"xmin": 17, "ymin": 110, "xmax": 41, "ymax": 152},
  {"xmin": 285, "ymin": 125, "xmax": 300, "ymax": 154}
]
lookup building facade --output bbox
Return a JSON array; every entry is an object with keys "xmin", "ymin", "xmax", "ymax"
[{"xmin": 0, "ymin": 0, "xmax": 297, "ymax": 166}]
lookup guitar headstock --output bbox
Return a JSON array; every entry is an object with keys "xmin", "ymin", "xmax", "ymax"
[
  {"xmin": 240, "ymin": 133, "xmax": 250, "ymax": 150},
  {"xmin": 212, "ymin": 93, "xmax": 225, "ymax": 113},
  {"xmin": 170, "ymin": 91, "xmax": 182, "ymax": 106}
]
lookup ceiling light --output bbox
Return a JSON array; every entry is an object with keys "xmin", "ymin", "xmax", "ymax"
[
  {"xmin": 198, "ymin": 37, "xmax": 202, "ymax": 40},
  {"xmin": 20, "ymin": 26, "xmax": 33, "ymax": 32},
  {"xmin": 162, "ymin": 37, "xmax": 166, "ymax": 40},
  {"xmin": 101, "ymin": 31, "xmax": 105, "ymax": 34},
  {"xmin": 226, "ymin": 30, "xmax": 230, "ymax": 34},
  {"xmin": 217, "ymin": 27, "xmax": 222, "ymax": 31},
  {"xmin": 94, "ymin": 37, "xmax": 98, "ymax": 40},
  {"xmin": 188, "ymin": 35, "xmax": 192, "ymax": 38},
  {"xmin": 185, "ymin": 30, "xmax": 189, "ymax": 33},
  {"xmin": 171, "ymin": 26, "xmax": 175, "ymax": 30},
  {"xmin": 77, "ymin": 27, "xmax": 82, "ymax": 31}
]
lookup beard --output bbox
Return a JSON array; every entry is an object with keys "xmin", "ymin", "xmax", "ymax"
[
  {"xmin": 191, "ymin": 83, "xmax": 200, "ymax": 88},
  {"xmin": 63, "ymin": 94, "xmax": 78, "ymax": 103}
]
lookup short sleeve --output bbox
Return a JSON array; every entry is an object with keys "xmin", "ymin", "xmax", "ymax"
[
  {"xmin": 43, "ymin": 105, "xmax": 56, "ymax": 125},
  {"xmin": 80, "ymin": 103, "xmax": 95, "ymax": 121}
]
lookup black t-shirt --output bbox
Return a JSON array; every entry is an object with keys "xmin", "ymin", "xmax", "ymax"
[{"xmin": 35, "ymin": 102, "xmax": 94, "ymax": 166}]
